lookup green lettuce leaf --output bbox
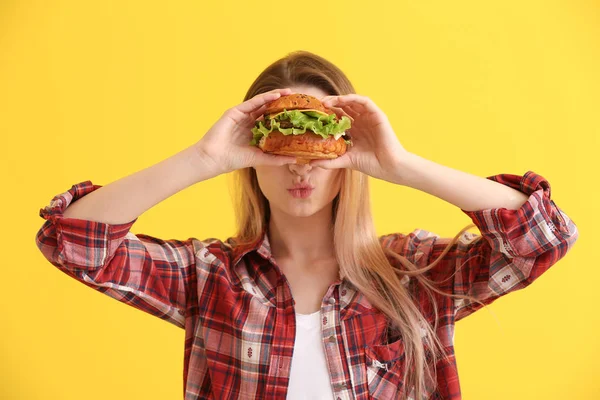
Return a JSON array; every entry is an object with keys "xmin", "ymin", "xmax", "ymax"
[{"xmin": 250, "ymin": 109, "xmax": 352, "ymax": 146}]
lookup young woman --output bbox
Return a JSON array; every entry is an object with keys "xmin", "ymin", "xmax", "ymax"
[{"xmin": 35, "ymin": 51, "xmax": 579, "ymax": 399}]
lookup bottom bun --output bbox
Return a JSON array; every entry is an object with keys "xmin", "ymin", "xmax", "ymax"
[{"xmin": 258, "ymin": 130, "xmax": 347, "ymax": 161}]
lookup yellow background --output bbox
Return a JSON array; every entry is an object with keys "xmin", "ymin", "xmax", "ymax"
[{"xmin": 1, "ymin": 0, "xmax": 597, "ymax": 398}]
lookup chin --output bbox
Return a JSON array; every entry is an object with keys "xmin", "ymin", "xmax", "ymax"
[{"xmin": 283, "ymin": 202, "xmax": 318, "ymax": 217}]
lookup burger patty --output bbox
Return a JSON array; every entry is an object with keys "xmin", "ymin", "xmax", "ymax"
[{"xmin": 262, "ymin": 118, "xmax": 294, "ymax": 129}]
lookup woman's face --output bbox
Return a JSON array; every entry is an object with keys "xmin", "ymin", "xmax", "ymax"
[{"xmin": 253, "ymin": 85, "xmax": 343, "ymax": 218}]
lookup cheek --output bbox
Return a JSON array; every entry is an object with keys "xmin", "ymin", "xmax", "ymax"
[
  {"xmin": 255, "ymin": 168, "xmax": 286, "ymax": 199},
  {"xmin": 322, "ymin": 170, "xmax": 343, "ymax": 196},
  {"xmin": 256, "ymin": 176, "xmax": 276, "ymax": 198}
]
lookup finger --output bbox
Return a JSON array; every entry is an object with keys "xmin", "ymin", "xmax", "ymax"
[
  {"xmin": 327, "ymin": 105, "xmax": 355, "ymax": 123},
  {"xmin": 331, "ymin": 105, "xmax": 360, "ymax": 123},
  {"xmin": 319, "ymin": 95, "xmax": 361, "ymax": 118},
  {"xmin": 329, "ymin": 100, "xmax": 367, "ymax": 116},
  {"xmin": 345, "ymin": 104, "xmax": 364, "ymax": 117},
  {"xmin": 267, "ymin": 154, "xmax": 298, "ymax": 166},
  {"xmin": 322, "ymin": 93, "xmax": 367, "ymax": 105},
  {"xmin": 250, "ymin": 103, "xmax": 270, "ymax": 121},
  {"xmin": 321, "ymin": 95, "xmax": 338, "ymax": 103},
  {"xmin": 309, "ymin": 154, "xmax": 350, "ymax": 169},
  {"xmin": 236, "ymin": 88, "xmax": 292, "ymax": 114},
  {"xmin": 323, "ymin": 94, "xmax": 377, "ymax": 113},
  {"xmin": 321, "ymin": 96, "xmax": 359, "ymax": 118},
  {"xmin": 252, "ymin": 148, "xmax": 297, "ymax": 167},
  {"xmin": 265, "ymin": 87, "xmax": 293, "ymax": 96}
]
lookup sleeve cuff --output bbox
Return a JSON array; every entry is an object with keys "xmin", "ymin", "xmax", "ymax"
[
  {"xmin": 39, "ymin": 180, "xmax": 99, "ymax": 221},
  {"xmin": 39, "ymin": 181, "xmax": 138, "ymax": 268},
  {"xmin": 460, "ymin": 170, "xmax": 573, "ymax": 258}
]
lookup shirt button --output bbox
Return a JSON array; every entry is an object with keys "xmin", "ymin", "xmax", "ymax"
[
  {"xmin": 329, "ymin": 297, "xmax": 335, "ymax": 304},
  {"xmin": 327, "ymin": 335, "xmax": 336, "ymax": 343}
]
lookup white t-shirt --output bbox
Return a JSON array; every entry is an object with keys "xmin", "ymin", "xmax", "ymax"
[{"xmin": 286, "ymin": 310, "xmax": 336, "ymax": 399}]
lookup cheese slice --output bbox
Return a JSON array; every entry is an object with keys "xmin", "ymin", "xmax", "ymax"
[{"xmin": 267, "ymin": 109, "xmax": 331, "ymax": 119}]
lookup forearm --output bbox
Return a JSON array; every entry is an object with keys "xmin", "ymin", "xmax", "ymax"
[
  {"xmin": 62, "ymin": 145, "xmax": 220, "ymax": 224},
  {"xmin": 392, "ymin": 152, "xmax": 529, "ymax": 212}
]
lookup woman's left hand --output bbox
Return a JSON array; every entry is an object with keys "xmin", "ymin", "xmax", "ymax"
[{"xmin": 309, "ymin": 94, "xmax": 408, "ymax": 183}]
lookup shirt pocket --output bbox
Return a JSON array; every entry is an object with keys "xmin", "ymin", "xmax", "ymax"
[{"xmin": 364, "ymin": 339, "xmax": 406, "ymax": 399}]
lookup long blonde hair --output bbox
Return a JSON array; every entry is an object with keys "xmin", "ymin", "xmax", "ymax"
[{"xmin": 231, "ymin": 50, "xmax": 486, "ymax": 399}]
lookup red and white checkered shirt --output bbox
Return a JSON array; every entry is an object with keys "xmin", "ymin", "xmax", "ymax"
[{"xmin": 35, "ymin": 171, "xmax": 578, "ymax": 399}]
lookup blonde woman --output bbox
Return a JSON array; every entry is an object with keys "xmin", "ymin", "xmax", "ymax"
[{"xmin": 35, "ymin": 51, "xmax": 579, "ymax": 399}]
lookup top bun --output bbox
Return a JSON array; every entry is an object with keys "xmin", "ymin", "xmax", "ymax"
[{"xmin": 264, "ymin": 93, "xmax": 331, "ymax": 116}]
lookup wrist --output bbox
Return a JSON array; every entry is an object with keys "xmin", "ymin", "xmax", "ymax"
[
  {"xmin": 387, "ymin": 151, "xmax": 419, "ymax": 186},
  {"xmin": 182, "ymin": 145, "xmax": 224, "ymax": 184}
]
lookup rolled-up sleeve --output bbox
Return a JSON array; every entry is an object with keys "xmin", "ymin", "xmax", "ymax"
[
  {"xmin": 382, "ymin": 170, "xmax": 579, "ymax": 322},
  {"xmin": 35, "ymin": 181, "xmax": 198, "ymax": 329}
]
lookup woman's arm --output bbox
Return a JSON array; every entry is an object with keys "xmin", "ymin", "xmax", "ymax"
[
  {"xmin": 389, "ymin": 151, "xmax": 529, "ymax": 212},
  {"xmin": 36, "ymin": 89, "xmax": 297, "ymax": 328},
  {"xmin": 61, "ymin": 144, "xmax": 218, "ymax": 224},
  {"xmin": 60, "ymin": 87, "xmax": 299, "ymax": 225},
  {"xmin": 380, "ymin": 169, "xmax": 578, "ymax": 321},
  {"xmin": 35, "ymin": 145, "xmax": 219, "ymax": 329},
  {"xmin": 315, "ymin": 93, "xmax": 578, "ymax": 322}
]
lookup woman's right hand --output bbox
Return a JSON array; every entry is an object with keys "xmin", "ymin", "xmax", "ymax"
[{"xmin": 194, "ymin": 88, "xmax": 298, "ymax": 175}]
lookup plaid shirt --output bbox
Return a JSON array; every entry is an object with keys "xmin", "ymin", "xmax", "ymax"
[{"xmin": 35, "ymin": 171, "xmax": 578, "ymax": 399}]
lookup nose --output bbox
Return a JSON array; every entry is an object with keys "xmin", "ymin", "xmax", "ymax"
[{"xmin": 288, "ymin": 162, "xmax": 313, "ymax": 175}]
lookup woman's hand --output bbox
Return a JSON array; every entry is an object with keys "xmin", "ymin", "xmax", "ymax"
[
  {"xmin": 309, "ymin": 94, "xmax": 409, "ymax": 182},
  {"xmin": 194, "ymin": 88, "xmax": 298, "ymax": 175}
]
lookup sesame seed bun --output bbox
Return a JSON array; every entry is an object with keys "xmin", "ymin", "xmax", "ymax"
[
  {"xmin": 264, "ymin": 93, "xmax": 331, "ymax": 117},
  {"xmin": 258, "ymin": 130, "xmax": 347, "ymax": 164},
  {"xmin": 255, "ymin": 93, "xmax": 349, "ymax": 164}
]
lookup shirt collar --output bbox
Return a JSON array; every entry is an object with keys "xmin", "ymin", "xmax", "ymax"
[
  {"xmin": 231, "ymin": 227, "xmax": 272, "ymax": 267},
  {"xmin": 229, "ymin": 228, "xmax": 376, "ymax": 320}
]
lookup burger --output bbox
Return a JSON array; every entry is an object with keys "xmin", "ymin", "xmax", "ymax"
[{"xmin": 249, "ymin": 93, "xmax": 353, "ymax": 164}]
